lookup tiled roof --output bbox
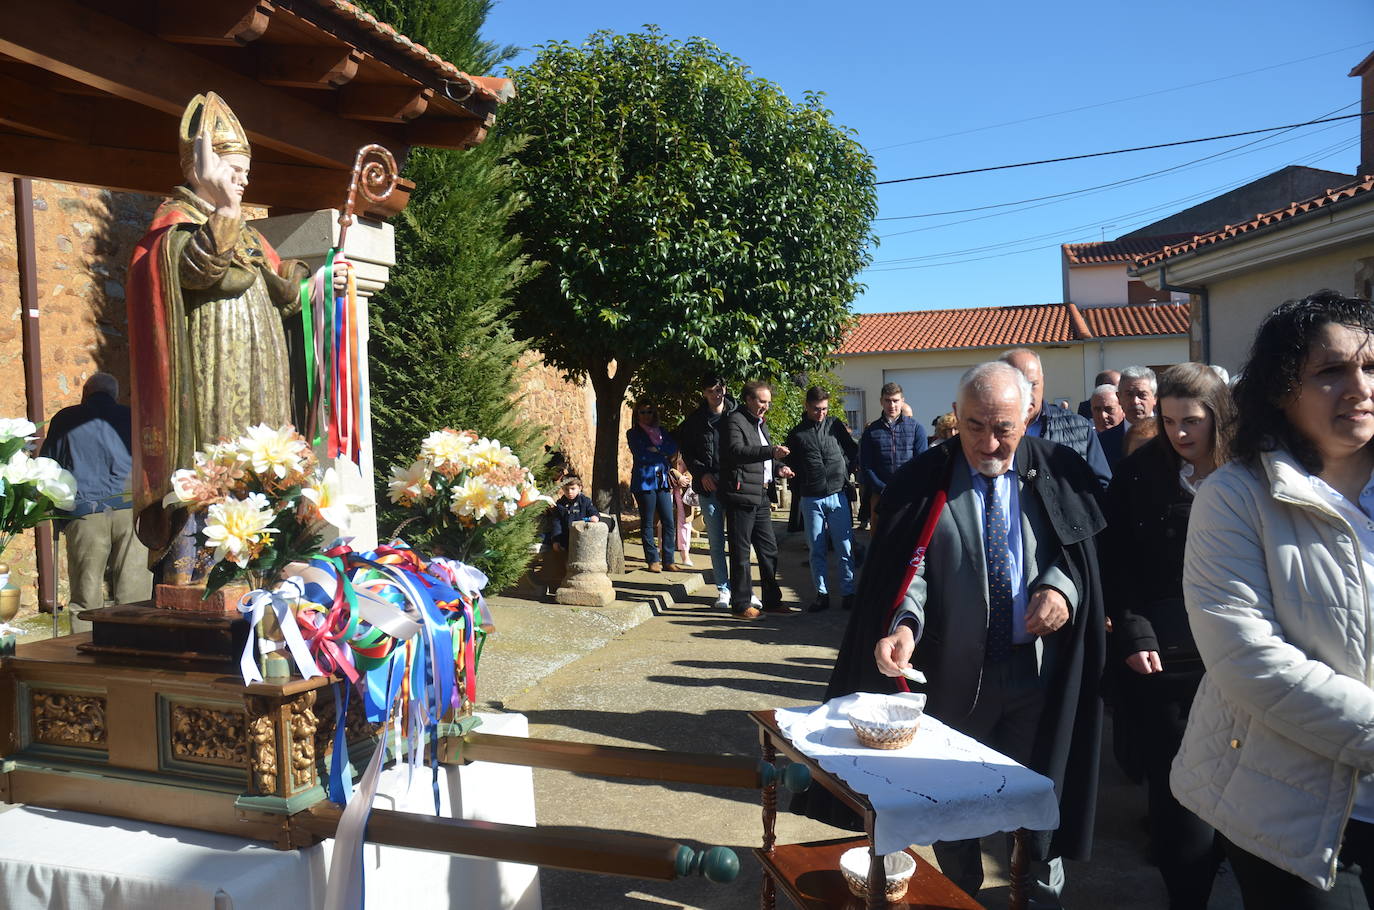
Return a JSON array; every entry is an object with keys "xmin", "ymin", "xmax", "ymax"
[
  {"xmin": 310, "ymin": 0, "xmax": 510, "ymax": 101},
  {"xmin": 838, "ymin": 302, "xmax": 1188, "ymax": 355},
  {"xmin": 1063, "ymin": 234, "xmax": 1199, "ymax": 265},
  {"xmin": 1080, "ymin": 303, "xmax": 1191, "ymax": 337},
  {"xmin": 1134, "ymin": 175, "xmax": 1374, "ymax": 268}
]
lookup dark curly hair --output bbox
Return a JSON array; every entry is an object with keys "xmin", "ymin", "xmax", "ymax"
[{"xmin": 1231, "ymin": 289, "xmax": 1374, "ymax": 472}]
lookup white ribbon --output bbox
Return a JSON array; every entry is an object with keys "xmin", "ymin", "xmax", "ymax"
[
  {"xmin": 0, "ymin": 622, "xmax": 24, "ymax": 637},
  {"xmin": 236, "ymin": 577, "xmax": 324, "ymax": 685}
]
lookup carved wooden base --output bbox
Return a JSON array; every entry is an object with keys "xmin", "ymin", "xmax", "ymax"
[
  {"xmin": 0, "ymin": 633, "xmax": 381, "ymax": 846},
  {"xmin": 155, "ymin": 582, "xmax": 249, "ymax": 613},
  {"xmin": 76, "ymin": 603, "xmax": 248, "ymax": 664}
]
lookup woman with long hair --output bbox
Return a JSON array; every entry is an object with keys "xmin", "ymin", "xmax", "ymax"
[
  {"xmin": 1172, "ymin": 291, "xmax": 1374, "ymax": 908},
  {"xmin": 1103, "ymin": 362, "xmax": 1234, "ymax": 908}
]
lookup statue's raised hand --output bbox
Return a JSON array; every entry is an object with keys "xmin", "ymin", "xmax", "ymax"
[{"xmin": 192, "ymin": 131, "xmax": 246, "ymax": 216}]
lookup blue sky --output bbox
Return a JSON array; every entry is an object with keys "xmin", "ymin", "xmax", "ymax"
[{"xmin": 483, "ymin": 1, "xmax": 1374, "ymax": 314}]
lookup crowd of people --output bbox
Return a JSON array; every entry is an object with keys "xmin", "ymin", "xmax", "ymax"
[{"xmin": 622, "ymin": 289, "xmax": 1374, "ymax": 910}]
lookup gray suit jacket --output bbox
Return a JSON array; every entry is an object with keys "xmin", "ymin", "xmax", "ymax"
[{"xmin": 890, "ymin": 449, "xmax": 1079, "ymax": 722}]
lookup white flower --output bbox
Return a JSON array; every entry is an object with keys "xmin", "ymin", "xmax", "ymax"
[
  {"xmin": 27, "ymin": 457, "xmax": 77, "ymax": 511},
  {"xmin": 0, "ymin": 450, "xmax": 35, "ymax": 485},
  {"xmin": 387, "ymin": 459, "xmax": 433, "ymax": 505},
  {"xmin": 238, "ymin": 424, "xmax": 305, "ymax": 480},
  {"xmin": 203, "ymin": 492, "xmax": 276, "ymax": 567},
  {"xmin": 0, "ymin": 419, "xmax": 36, "ymax": 445},
  {"xmin": 164, "ymin": 468, "xmax": 199, "ymax": 506},
  {"xmin": 419, "ymin": 429, "xmax": 474, "ymax": 470},
  {"xmin": 303, "ymin": 457, "xmax": 368, "ymax": 529},
  {"xmin": 465, "ymin": 437, "xmax": 518, "ymax": 471},
  {"xmin": 449, "ymin": 475, "xmax": 502, "ymax": 524}
]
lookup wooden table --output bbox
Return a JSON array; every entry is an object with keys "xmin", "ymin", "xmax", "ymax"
[{"xmin": 751, "ymin": 709, "xmax": 1029, "ymax": 910}]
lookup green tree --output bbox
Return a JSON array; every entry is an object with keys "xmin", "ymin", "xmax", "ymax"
[
  {"xmin": 496, "ymin": 29, "xmax": 877, "ymax": 509},
  {"xmin": 359, "ymin": 0, "xmax": 541, "ymax": 592}
]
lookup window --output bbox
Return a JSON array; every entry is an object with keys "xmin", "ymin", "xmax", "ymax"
[{"xmin": 841, "ymin": 388, "xmax": 865, "ymax": 436}]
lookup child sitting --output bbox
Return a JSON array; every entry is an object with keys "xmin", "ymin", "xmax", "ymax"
[{"xmin": 549, "ymin": 476, "xmax": 600, "ymax": 552}]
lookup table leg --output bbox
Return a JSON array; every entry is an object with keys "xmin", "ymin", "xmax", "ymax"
[
  {"xmin": 1008, "ymin": 828, "xmax": 1029, "ymax": 910},
  {"xmin": 760, "ymin": 731, "xmax": 777, "ymax": 910},
  {"xmin": 865, "ymin": 842, "xmax": 885, "ymax": 910}
]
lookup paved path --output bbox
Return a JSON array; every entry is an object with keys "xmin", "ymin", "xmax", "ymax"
[{"xmin": 475, "ymin": 516, "xmax": 1243, "ymax": 910}]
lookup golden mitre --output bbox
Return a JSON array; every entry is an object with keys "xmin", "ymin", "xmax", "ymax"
[{"xmin": 178, "ymin": 92, "xmax": 251, "ymax": 176}]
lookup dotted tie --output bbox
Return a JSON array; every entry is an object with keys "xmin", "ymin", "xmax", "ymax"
[{"xmin": 983, "ymin": 473, "xmax": 1014, "ymax": 663}]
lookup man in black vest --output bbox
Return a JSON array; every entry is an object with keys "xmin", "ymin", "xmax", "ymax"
[
  {"xmin": 784, "ymin": 387, "xmax": 859, "ymax": 613},
  {"xmin": 719, "ymin": 380, "xmax": 796, "ymax": 619}
]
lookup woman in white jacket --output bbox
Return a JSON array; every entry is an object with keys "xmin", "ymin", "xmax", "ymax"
[{"xmin": 1173, "ymin": 291, "xmax": 1374, "ymax": 908}]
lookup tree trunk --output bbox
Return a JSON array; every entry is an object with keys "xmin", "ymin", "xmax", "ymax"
[{"xmin": 588, "ymin": 366, "xmax": 632, "ymax": 518}]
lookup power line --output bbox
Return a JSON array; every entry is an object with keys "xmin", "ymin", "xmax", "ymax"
[
  {"xmin": 876, "ymin": 115, "xmax": 1355, "ymax": 238},
  {"xmin": 870, "ymin": 41, "xmax": 1374, "ymax": 152},
  {"xmin": 874, "ymin": 103, "xmax": 1358, "ymax": 220},
  {"xmin": 875, "ymin": 111, "xmax": 1370, "ymax": 185}
]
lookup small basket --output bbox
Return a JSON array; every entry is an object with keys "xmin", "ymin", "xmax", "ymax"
[
  {"xmin": 847, "ymin": 695, "xmax": 924, "ymax": 750},
  {"xmin": 839, "ymin": 846, "xmax": 917, "ymax": 901}
]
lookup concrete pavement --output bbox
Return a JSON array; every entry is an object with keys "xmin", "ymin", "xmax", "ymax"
[{"xmin": 474, "ymin": 514, "xmax": 1243, "ymax": 910}]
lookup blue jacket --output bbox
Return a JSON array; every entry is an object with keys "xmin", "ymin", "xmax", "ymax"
[
  {"xmin": 38, "ymin": 392, "xmax": 133, "ymax": 518},
  {"xmin": 549, "ymin": 493, "xmax": 600, "ymax": 547},
  {"xmin": 858, "ymin": 415, "xmax": 927, "ymax": 491},
  {"xmin": 625, "ymin": 425, "xmax": 678, "ymax": 492},
  {"xmin": 1032, "ymin": 402, "xmax": 1112, "ymax": 490}
]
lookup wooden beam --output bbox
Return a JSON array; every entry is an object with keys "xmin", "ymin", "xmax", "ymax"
[
  {"xmin": 338, "ymin": 84, "xmax": 432, "ymax": 123},
  {"xmin": 259, "ymin": 45, "xmax": 361, "ymax": 89},
  {"xmin": 406, "ymin": 118, "xmax": 487, "ymax": 150},
  {"xmin": 157, "ymin": 0, "xmax": 274, "ymax": 47},
  {"xmin": 0, "ymin": 72, "xmax": 89, "ymax": 142},
  {"xmin": 0, "ymin": 0, "xmax": 401, "ymax": 170}
]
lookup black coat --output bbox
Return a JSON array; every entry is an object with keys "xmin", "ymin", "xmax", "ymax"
[
  {"xmin": 675, "ymin": 397, "xmax": 738, "ymax": 495},
  {"xmin": 1101, "ymin": 436, "xmax": 1198, "ymax": 663},
  {"xmin": 783, "ymin": 415, "xmax": 857, "ymax": 498},
  {"xmin": 549, "ymin": 493, "xmax": 600, "ymax": 548},
  {"xmin": 800, "ymin": 437, "xmax": 1107, "ymax": 862},
  {"xmin": 719, "ymin": 407, "xmax": 777, "ymax": 506}
]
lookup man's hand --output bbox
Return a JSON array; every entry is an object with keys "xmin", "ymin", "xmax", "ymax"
[
  {"xmin": 1126, "ymin": 651, "xmax": 1163, "ymax": 674},
  {"xmin": 1025, "ymin": 587, "xmax": 1069, "ymax": 636},
  {"xmin": 773, "ymin": 445, "xmax": 790, "ymax": 459},
  {"xmin": 875, "ymin": 624, "xmax": 915, "ymax": 677},
  {"xmin": 777, "ymin": 465, "xmax": 795, "ymax": 479},
  {"xmin": 702, "ymin": 473, "xmax": 718, "ymax": 492}
]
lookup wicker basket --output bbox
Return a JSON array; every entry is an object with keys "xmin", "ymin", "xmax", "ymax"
[
  {"xmin": 847, "ymin": 696, "xmax": 924, "ymax": 750},
  {"xmin": 839, "ymin": 846, "xmax": 916, "ymax": 901}
]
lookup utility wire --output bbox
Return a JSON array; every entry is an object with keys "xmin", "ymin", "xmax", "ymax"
[
  {"xmin": 877, "ymin": 116, "xmax": 1354, "ymax": 238},
  {"xmin": 871, "ymin": 41, "xmax": 1374, "ymax": 152},
  {"xmin": 875, "ymin": 111, "xmax": 1371, "ymax": 185},
  {"xmin": 875, "ymin": 102, "xmax": 1358, "ymax": 220}
]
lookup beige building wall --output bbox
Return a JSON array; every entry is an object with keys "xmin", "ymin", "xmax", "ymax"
[{"xmin": 1201, "ymin": 241, "xmax": 1374, "ymax": 372}]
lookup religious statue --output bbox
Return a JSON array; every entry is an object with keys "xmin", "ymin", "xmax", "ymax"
[{"xmin": 127, "ymin": 92, "xmax": 310, "ymax": 582}]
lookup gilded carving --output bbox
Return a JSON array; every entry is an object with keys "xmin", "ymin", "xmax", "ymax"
[
  {"xmin": 245, "ymin": 697, "xmax": 277, "ymax": 795},
  {"xmin": 288, "ymin": 693, "xmax": 318, "ymax": 790},
  {"xmin": 169, "ymin": 704, "xmax": 248, "ymax": 766},
  {"xmin": 32, "ymin": 691, "xmax": 107, "ymax": 746},
  {"xmin": 311, "ymin": 690, "xmax": 384, "ymax": 764}
]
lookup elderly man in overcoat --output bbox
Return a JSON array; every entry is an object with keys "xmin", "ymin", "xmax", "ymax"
[{"xmin": 824, "ymin": 361, "xmax": 1105, "ymax": 909}]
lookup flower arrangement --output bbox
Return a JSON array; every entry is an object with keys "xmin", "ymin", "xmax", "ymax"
[
  {"xmin": 164, "ymin": 424, "xmax": 368, "ymax": 595},
  {"xmin": 0, "ymin": 418, "xmax": 77, "ymax": 560},
  {"xmin": 386, "ymin": 429, "xmax": 551, "ymax": 560}
]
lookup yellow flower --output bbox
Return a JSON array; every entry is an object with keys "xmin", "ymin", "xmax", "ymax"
[
  {"xmin": 303, "ymin": 457, "xmax": 368, "ymax": 529},
  {"xmin": 419, "ymin": 429, "xmax": 475, "ymax": 471},
  {"xmin": 387, "ymin": 459, "xmax": 433, "ymax": 506},
  {"xmin": 449, "ymin": 475, "xmax": 502, "ymax": 525},
  {"xmin": 238, "ymin": 424, "xmax": 306, "ymax": 481},
  {"xmin": 203, "ymin": 492, "xmax": 276, "ymax": 567}
]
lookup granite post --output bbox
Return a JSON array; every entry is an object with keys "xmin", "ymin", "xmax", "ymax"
[{"xmin": 555, "ymin": 520, "xmax": 616, "ymax": 606}]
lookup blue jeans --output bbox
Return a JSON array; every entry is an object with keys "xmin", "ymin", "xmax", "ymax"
[
  {"xmin": 800, "ymin": 492, "xmax": 854, "ymax": 597},
  {"xmin": 634, "ymin": 488, "xmax": 675, "ymax": 566},
  {"xmin": 697, "ymin": 491, "xmax": 730, "ymax": 595}
]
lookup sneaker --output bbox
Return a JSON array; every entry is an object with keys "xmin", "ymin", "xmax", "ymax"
[
  {"xmin": 714, "ymin": 591, "xmax": 731, "ymax": 609},
  {"xmin": 807, "ymin": 594, "xmax": 831, "ymax": 613},
  {"xmin": 734, "ymin": 606, "xmax": 762, "ymax": 619},
  {"xmin": 841, "ymin": 594, "xmax": 855, "ymax": 611},
  {"xmin": 749, "ymin": 595, "xmax": 763, "ymax": 610},
  {"xmin": 648, "ymin": 562, "xmax": 662, "ymax": 573}
]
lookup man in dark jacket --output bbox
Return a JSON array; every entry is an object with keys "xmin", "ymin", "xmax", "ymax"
[
  {"xmin": 675, "ymin": 376, "xmax": 736, "ymax": 609},
  {"xmin": 784, "ymin": 387, "xmax": 859, "ymax": 613},
  {"xmin": 858, "ymin": 382, "xmax": 927, "ymax": 520},
  {"xmin": 39, "ymin": 373, "xmax": 152, "ymax": 629},
  {"xmin": 719, "ymin": 380, "xmax": 796, "ymax": 619},
  {"xmin": 863, "ymin": 362, "xmax": 1105, "ymax": 909},
  {"xmin": 1002, "ymin": 348, "xmax": 1111, "ymax": 489}
]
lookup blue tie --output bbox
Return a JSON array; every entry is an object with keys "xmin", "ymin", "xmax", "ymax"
[{"xmin": 983, "ymin": 473, "xmax": 1014, "ymax": 663}]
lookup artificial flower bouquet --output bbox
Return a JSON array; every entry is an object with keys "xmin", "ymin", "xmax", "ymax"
[
  {"xmin": 386, "ymin": 428, "xmax": 551, "ymax": 561},
  {"xmin": 0, "ymin": 418, "xmax": 77, "ymax": 561},
  {"xmin": 163, "ymin": 423, "xmax": 367, "ymax": 596}
]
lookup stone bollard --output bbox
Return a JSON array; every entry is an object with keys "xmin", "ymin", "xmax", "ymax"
[{"xmin": 556, "ymin": 520, "xmax": 617, "ymax": 606}]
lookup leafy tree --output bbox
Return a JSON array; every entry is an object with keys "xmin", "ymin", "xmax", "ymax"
[
  {"xmin": 496, "ymin": 29, "xmax": 877, "ymax": 509},
  {"xmin": 359, "ymin": 0, "xmax": 541, "ymax": 592},
  {"xmin": 764, "ymin": 370, "xmax": 849, "ymax": 440}
]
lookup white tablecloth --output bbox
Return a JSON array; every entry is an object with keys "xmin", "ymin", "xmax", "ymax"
[
  {"xmin": 0, "ymin": 712, "xmax": 542, "ymax": 910},
  {"xmin": 776, "ymin": 694, "xmax": 1059, "ymax": 855}
]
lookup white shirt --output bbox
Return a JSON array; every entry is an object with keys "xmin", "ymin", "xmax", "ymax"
[{"xmin": 754, "ymin": 414, "xmax": 772, "ymax": 485}]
